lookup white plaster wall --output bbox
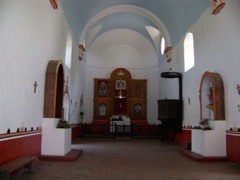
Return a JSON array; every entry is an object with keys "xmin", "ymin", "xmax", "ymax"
[
  {"xmin": 158, "ymin": 50, "xmax": 182, "ymax": 101},
  {"xmin": 87, "ymin": 29, "xmax": 158, "ymax": 69},
  {"xmin": 66, "ymin": 38, "xmax": 84, "ymax": 125},
  {"xmin": 0, "ymin": 0, "xmax": 82, "ymax": 133},
  {"xmin": 168, "ymin": 0, "xmax": 240, "ymax": 129}
]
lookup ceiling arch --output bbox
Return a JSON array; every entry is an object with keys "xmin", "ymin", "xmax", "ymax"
[
  {"xmin": 80, "ymin": 5, "xmax": 170, "ymax": 53},
  {"xmin": 85, "ymin": 12, "xmax": 161, "ymax": 53}
]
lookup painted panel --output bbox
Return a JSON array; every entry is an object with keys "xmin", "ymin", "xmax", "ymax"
[{"xmin": 0, "ymin": 134, "xmax": 41, "ymax": 165}]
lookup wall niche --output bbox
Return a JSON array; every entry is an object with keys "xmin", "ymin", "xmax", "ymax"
[
  {"xmin": 191, "ymin": 71, "xmax": 226, "ymax": 157},
  {"xmin": 199, "ymin": 71, "xmax": 225, "ymax": 120}
]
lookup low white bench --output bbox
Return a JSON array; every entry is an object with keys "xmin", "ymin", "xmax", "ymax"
[{"xmin": 0, "ymin": 156, "xmax": 37, "ymax": 179}]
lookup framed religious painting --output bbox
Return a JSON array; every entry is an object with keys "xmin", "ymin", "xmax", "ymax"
[
  {"xmin": 98, "ymin": 81, "xmax": 108, "ymax": 96},
  {"xmin": 94, "ymin": 79, "xmax": 110, "ymax": 97},
  {"xmin": 116, "ymin": 80, "xmax": 126, "ymax": 90}
]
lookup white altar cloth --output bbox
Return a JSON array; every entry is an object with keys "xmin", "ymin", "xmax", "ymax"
[{"xmin": 110, "ymin": 116, "xmax": 130, "ymax": 132}]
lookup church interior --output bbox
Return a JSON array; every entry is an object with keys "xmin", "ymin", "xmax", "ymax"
[{"xmin": 1, "ymin": 0, "xmax": 240, "ymax": 178}]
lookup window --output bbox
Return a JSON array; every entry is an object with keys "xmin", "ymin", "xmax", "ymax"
[
  {"xmin": 65, "ymin": 31, "xmax": 72, "ymax": 69},
  {"xmin": 161, "ymin": 37, "xmax": 165, "ymax": 55},
  {"xmin": 184, "ymin": 32, "xmax": 195, "ymax": 72}
]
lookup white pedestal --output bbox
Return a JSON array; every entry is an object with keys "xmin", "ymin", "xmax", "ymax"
[
  {"xmin": 41, "ymin": 118, "xmax": 72, "ymax": 156},
  {"xmin": 192, "ymin": 121, "xmax": 226, "ymax": 157}
]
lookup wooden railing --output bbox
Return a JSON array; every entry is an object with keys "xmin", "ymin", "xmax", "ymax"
[{"xmin": 78, "ymin": 124, "xmax": 161, "ymax": 139}]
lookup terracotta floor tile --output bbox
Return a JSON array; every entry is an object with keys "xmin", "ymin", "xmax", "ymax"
[{"xmin": 19, "ymin": 140, "xmax": 240, "ymax": 180}]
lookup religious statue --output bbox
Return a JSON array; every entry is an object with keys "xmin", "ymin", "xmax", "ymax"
[{"xmin": 208, "ymin": 87, "xmax": 213, "ymax": 105}]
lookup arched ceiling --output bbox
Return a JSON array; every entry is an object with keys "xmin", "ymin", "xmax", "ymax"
[{"xmin": 60, "ymin": 0, "xmax": 210, "ymax": 57}]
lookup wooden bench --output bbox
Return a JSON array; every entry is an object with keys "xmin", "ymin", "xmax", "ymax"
[{"xmin": 0, "ymin": 156, "xmax": 38, "ymax": 180}]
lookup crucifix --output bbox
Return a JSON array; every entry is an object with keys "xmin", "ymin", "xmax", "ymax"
[
  {"xmin": 64, "ymin": 76, "xmax": 69, "ymax": 94},
  {"xmin": 237, "ymin": 84, "xmax": 240, "ymax": 95},
  {"xmin": 33, "ymin": 81, "xmax": 38, "ymax": 93}
]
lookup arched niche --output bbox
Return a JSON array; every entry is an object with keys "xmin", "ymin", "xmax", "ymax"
[
  {"xmin": 43, "ymin": 60, "xmax": 64, "ymax": 118},
  {"xmin": 199, "ymin": 71, "xmax": 225, "ymax": 120}
]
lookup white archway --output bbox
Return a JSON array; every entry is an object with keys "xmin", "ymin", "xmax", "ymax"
[{"xmin": 79, "ymin": 5, "xmax": 171, "ymax": 50}]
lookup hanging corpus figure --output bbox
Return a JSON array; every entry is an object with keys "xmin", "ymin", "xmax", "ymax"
[{"xmin": 208, "ymin": 87, "xmax": 213, "ymax": 105}]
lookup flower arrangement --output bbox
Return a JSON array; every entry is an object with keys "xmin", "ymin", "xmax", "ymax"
[
  {"xmin": 199, "ymin": 118, "xmax": 208, "ymax": 125},
  {"xmin": 57, "ymin": 119, "xmax": 70, "ymax": 128},
  {"xmin": 199, "ymin": 118, "xmax": 211, "ymax": 130}
]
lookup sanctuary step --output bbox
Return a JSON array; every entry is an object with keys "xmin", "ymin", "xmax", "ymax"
[
  {"xmin": 39, "ymin": 149, "xmax": 83, "ymax": 162},
  {"xmin": 179, "ymin": 149, "xmax": 229, "ymax": 162}
]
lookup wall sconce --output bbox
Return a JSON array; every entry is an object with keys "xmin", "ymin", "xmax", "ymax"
[
  {"xmin": 238, "ymin": 105, "xmax": 240, "ymax": 112},
  {"xmin": 80, "ymin": 112, "xmax": 84, "ymax": 124},
  {"xmin": 80, "ymin": 94, "xmax": 83, "ymax": 106},
  {"xmin": 79, "ymin": 44, "xmax": 85, "ymax": 61},
  {"xmin": 164, "ymin": 47, "xmax": 172, "ymax": 63},
  {"xmin": 188, "ymin": 98, "xmax": 191, "ymax": 105},
  {"xmin": 236, "ymin": 84, "xmax": 240, "ymax": 95},
  {"xmin": 210, "ymin": 0, "xmax": 225, "ymax": 15}
]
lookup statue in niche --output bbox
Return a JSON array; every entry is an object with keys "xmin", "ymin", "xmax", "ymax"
[{"xmin": 208, "ymin": 87, "xmax": 213, "ymax": 105}]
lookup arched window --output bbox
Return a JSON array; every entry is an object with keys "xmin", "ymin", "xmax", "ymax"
[
  {"xmin": 65, "ymin": 31, "xmax": 72, "ymax": 69},
  {"xmin": 184, "ymin": 32, "xmax": 195, "ymax": 72},
  {"xmin": 161, "ymin": 37, "xmax": 165, "ymax": 55}
]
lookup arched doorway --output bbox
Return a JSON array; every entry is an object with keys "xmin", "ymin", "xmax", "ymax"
[{"xmin": 43, "ymin": 60, "xmax": 64, "ymax": 118}]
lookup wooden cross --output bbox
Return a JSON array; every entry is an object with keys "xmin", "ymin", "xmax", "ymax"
[
  {"xmin": 33, "ymin": 81, "xmax": 38, "ymax": 93},
  {"xmin": 237, "ymin": 84, "xmax": 240, "ymax": 95}
]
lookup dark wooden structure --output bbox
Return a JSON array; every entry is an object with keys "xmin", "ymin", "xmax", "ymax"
[
  {"xmin": 93, "ymin": 68, "xmax": 147, "ymax": 125},
  {"xmin": 158, "ymin": 72, "xmax": 183, "ymax": 142}
]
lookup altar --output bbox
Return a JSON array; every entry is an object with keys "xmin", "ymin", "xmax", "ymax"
[
  {"xmin": 93, "ymin": 68, "xmax": 147, "ymax": 122},
  {"xmin": 110, "ymin": 115, "xmax": 131, "ymax": 132}
]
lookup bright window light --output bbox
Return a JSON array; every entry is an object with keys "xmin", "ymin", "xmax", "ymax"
[
  {"xmin": 184, "ymin": 32, "xmax": 195, "ymax": 72},
  {"xmin": 161, "ymin": 37, "xmax": 165, "ymax": 55},
  {"xmin": 65, "ymin": 31, "xmax": 72, "ymax": 69}
]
